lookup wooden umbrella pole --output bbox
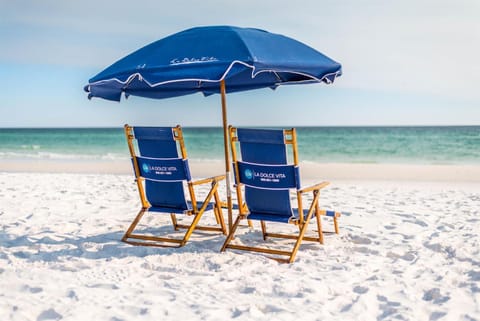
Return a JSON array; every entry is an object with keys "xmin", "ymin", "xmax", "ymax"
[{"xmin": 220, "ymin": 80, "xmax": 233, "ymax": 231}]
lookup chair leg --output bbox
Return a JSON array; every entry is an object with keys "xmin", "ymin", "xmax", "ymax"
[
  {"xmin": 223, "ymin": 215, "xmax": 319, "ymax": 263},
  {"xmin": 170, "ymin": 214, "xmax": 179, "ymax": 231},
  {"xmin": 212, "ymin": 191, "xmax": 221, "ymax": 225},
  {"xmin": 213, "ymin": 190, "xmax": 227, "ymax": 235},
  {"xmin": 213, "ymin": 208, "xmax": 220, "ymax": 224},
  {"xmin": 261, "ymin": 221, "xmax": 267, "ymax": 240},
  {"xmin": 314, "ymin": 196, "xmax": 324, "ymax": 244},
  {"xmin": 123, "ymin": 181, "xmax": 225, "ymax": 247},
  {"xmin": 123, "ymin": 208, "xmax": 184, "ymax": 247},
  {"xmin": 289, "ymin": 218, "xmax": 314, "ymax": 263},
  {"xmin": 180, "ymin": 183, "xmax": 219, "ymax": 246},
  {"xmin": 220, "ymin": 215, "xmax": 242, "ymax": 252},
  {"xmin": 180, "ymin": 212, "xmax": 205, "ymax": 246},
  {"xmin": 316, "ymin": 212, "xmax": 324, "ymax": 244},
  {"xmin": 216, "ymin": 207, "xmax": 227, "ymax": 235},
  {"xmin": 334, "ymin": 217, "xmax": 339, "ymax": 234},
  {"xmin": 122, "ymin": 208, "xmax": 147, "ymax": 242},
  {"xmin": 289, "ymin": 191, "xmax": 321, "ymax": 263}
]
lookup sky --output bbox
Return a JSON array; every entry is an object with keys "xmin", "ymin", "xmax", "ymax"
[{"xmin": 1, "ymin": 0, "xmax": 479, "ymax": 127}]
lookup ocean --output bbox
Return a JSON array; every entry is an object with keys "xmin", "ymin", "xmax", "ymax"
[{"xmin": 0, "ymin": 126, "xmax": 479, "ymax": 165}]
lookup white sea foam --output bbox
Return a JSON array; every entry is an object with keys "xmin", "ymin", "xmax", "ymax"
[
  {"xmin": 2, "ymin": 127, "xmax": 480, "ymax": 165},
  {"xmin": 0, "ymin": 151, "xmax": 128, "ymax": 161}
]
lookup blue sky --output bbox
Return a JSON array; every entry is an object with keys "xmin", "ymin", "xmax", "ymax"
[{"xmin": 1, "ymin": 0, "xmax": 479, "ymax": 127}]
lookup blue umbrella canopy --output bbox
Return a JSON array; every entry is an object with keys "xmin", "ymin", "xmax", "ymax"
[
  {"xmin": 84, "ymin": 25, "xmax": 341, "ymax": 101},
  {"xmin": 85, "ymin": 25, "xmax": 342, "ymax": 231}
]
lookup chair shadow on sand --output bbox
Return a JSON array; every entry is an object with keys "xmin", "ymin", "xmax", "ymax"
[
  {"xmin": 0, "ymin": 220, "xmax": 341, "ymax": 263},
  {"xmin": 0, "ymin": 227, "xmax": 228, "ymax": 263}
]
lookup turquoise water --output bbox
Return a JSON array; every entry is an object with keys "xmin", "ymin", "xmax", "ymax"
[{"xmin": 0, "ymin": 126, "xmax": 479, "ymax": 164}]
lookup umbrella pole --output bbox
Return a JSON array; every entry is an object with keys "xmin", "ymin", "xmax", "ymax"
[{"xmin": 220, "ymin": 80, "xmax": 233, "ymax": 232}]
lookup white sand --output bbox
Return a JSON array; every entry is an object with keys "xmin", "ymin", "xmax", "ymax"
[{"xmin": 1, "ymin": 169, "xmax": 479, "ymax": 320}]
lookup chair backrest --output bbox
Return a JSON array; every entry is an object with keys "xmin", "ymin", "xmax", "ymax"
[
  {"xmin": 230, "ymin": 127, "xmax": 302, "ymax": 221},
  {"xmin": 125, "ymin": 125, "xmax": 194, "ymax": 211}
]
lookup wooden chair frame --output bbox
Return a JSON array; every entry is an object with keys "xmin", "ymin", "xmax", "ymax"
[
  {"xmin": 123, "ymin": 125, "xmax": 227, "ymax": 248},
  {"xmin": 221, "ymin": 126, "xmax": 340, "ymax": 263}
]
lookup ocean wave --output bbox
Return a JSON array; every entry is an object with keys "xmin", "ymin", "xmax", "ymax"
[
  {"xmin": 1, "ymin": 126, "xmax": 479, "ymax": 165},
  {"xmin": 0, "ymin": 151, "xmax": 129, "ymax": 161},
  {"xmin": 1, "ymin": 151, "xmax": 478, "ymax": 165},
  {"xmin": 19, "ymin": 144, "xmax": 41, "ymax": 150}
]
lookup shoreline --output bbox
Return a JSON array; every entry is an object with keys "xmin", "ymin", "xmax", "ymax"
[{"xmin": 1, "ymin": 159, "xmax": 480, "ymax": 182}]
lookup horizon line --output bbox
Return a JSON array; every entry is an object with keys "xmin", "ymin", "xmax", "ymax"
[{"xmin": 1, "ymin": 124, "xmax": 480, "ymax": 130}]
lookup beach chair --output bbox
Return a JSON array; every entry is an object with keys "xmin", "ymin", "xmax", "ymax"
[
  {"xmin": 123, "ymin": 125, "xmax": 227, "ymax": 247},
  {"xmin": 221, "ymin": 127, "xmax": 340, "ymax": 263}
]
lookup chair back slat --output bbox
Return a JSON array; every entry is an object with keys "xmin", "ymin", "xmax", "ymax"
[
  {"xmin": 237, "ymin": 128, "xmax": 287, "ymax": 164},
  {"xmin": 136, "ymin": 157, "xmax": 190, "ymax": 182},
  {"xmin": 133, "ymin": 127, "xmax": 175, "ymax": 141},
  {"xmin": 236, "ymin": 161, "xmax": 297, "ymax": 190},
  {"xmin": 234, "ymin": 128, "xmax": 297, "ymax": 217},
  {"xmin": 131, "ymin": 126, "xmax": 189, "ymax": 210}
]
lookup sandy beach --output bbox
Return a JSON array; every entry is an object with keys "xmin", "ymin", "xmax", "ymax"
[
  {"xmin": 2, "ymin": 159, "xmax": 480, "ymax": 182},
  {"xmin": 1, "ymin": 163, "xmax": 479, "ymax": 320},
  {"xmin": 3, "ymin": 0, "xmax": 480, "ymax": 319}
]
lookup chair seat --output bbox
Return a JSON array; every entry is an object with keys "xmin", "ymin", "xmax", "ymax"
[
  {"xmin": 247, "ymin": 212, "xmax": 292, "ymax": 223},
  {"xmin": 247, "ymin": 208, "xmax": 305, "ymax": 223},
  {"xmin": 248, "ymin": 208, "xmax": 338, "ymax": 223},
  {"xmin": 149, "ymin": 201, "xmax": 214, "ymax": 214}
]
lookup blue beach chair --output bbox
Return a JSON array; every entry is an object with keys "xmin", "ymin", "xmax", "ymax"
[
  {"xmin": 123, "ymin": 125, "xmax": 227, "ymax": 247},
  {"xmin": 221, "ymin": 127, "xmax": 340, "ymax": 263}
]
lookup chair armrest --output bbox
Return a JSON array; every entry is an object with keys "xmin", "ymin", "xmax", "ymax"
[
  {"xmin": 191, "ymin": 174, "xmax": 226, "ymax": 186},
  {"xmin": 298, "ymin": 181, "xmax": 330, "ymax": 194}
]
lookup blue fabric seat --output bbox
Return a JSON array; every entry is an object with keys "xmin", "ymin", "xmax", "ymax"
[
  {"xmin": 221, "ymin": 127, "xmax": 341, "ymax": 263},
  {"xmin": 123, "ymin": 125, "xmax": 227, "ymax": 247},
  {"xmin": 248, "ymin": 209, "xmax": 339, "ymax": 224},
  {"xmin": 149, "ymin": 201, "xmax": 214, "ymax": 214}
]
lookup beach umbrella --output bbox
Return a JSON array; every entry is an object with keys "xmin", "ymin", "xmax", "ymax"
[{"xmin": 84, "ymin": 25, "xmax": 342, "ymax": 231}]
